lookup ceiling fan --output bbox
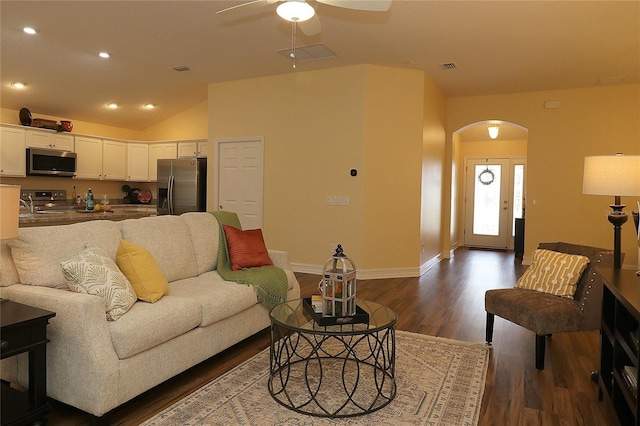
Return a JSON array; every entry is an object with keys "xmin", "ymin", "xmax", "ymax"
[{"xmin": 217, "ymin": 0, "xmax": 392, "ymax": 36}]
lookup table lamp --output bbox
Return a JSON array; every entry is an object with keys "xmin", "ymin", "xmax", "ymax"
[
  {"xmin": 583, "ymin": 154, "xmax": 640, "ymax": 269},
  {"xmin": 0, "ymin": 184, "xmax": 20, "ymax": 240}
]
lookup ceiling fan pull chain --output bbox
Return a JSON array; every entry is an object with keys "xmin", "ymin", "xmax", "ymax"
[{"xmin": 291, "ymin": 21, "xmax": 297, "ymax": 69}]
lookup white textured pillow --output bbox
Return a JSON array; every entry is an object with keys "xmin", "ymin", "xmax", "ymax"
[
  {"xmin": 515, "ymin": 249, "xmax": 590, "ymax": 298},
  {"xmin": 61, "ymin": 244, "xmax": 137, "ymax": 321}
]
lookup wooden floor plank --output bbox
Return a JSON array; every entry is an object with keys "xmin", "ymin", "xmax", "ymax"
[{"xmin": 43, "ymin": 247, "xmax": 616, "ymax": 425}]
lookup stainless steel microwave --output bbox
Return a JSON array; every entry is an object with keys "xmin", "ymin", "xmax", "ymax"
[{"xmin": 26, "ymin": 148, "xmax": 77, "ymax": 177}]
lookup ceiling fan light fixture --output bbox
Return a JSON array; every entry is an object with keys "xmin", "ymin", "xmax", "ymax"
[{"xmin": 277, "ymin": 1, "xmax": 315, "ymax": 22}]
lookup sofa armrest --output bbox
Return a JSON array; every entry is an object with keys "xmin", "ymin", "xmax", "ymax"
[
  {"xmin": 268, "ymin": 249, "xmax": 292, "ymax": 270},
  {"xmin": 1, "ymin": 284, "xmax": 120, "ymax": 417}
]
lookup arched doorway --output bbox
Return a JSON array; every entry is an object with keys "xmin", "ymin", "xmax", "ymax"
[{"xmin": 454, "ymin": 120, "xmax": 528, "ymax": 250}]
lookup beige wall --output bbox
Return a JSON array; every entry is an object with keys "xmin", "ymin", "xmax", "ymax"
[
  {"xmin": 140, "ymin": 101, "xmax": 208, "ymax": 141},
  {"xmin": 420, "ymin": 73, "xmax": 447, "ymax": 269},
  {"xmin": 209, "ymin": 65, "xmax": 430, "ymax": 274},
  {"xmin": 447, "ymin": 84, "xmax": 640, "ymax": 268}
]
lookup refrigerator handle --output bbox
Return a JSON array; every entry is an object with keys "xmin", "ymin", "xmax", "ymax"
[{"xmin": 168, "ymin": 175, "xmax": 175, "ymax": 215}]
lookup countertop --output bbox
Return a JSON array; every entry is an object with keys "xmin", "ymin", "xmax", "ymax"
[{"xmin": 19, "ymin": 205, "xmax": 158, "ymax": 227}]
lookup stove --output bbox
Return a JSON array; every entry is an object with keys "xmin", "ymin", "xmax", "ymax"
[{"xmin": 20, "ymin": 189, "xmax": 70, "ymax": 211}]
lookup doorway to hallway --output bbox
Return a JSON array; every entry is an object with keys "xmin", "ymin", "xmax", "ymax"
[{"xmin": 463, "ymin": 157, "xmax": 526, "ymax": 249}]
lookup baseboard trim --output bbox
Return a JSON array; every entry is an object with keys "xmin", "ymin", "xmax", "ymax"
[
  {"xmin": 292, "ymin": 254, "xmax": 446, "ymax": 279},
  {"xmin": 291, "ymin": 263, "xmax": 423, "ymax": 279},
  {"xmin": 420, "ymin": 254, "xmax": 441, "ymax": 276}
]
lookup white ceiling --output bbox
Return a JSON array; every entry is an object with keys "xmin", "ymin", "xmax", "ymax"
[{"xmin": 1, "ymin": 1, "xmax": 638, "ymax": 131}]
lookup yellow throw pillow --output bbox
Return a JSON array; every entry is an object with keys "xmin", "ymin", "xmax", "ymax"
[
  {"xmin": 116, "ymin": 240, "xmax": 169, "ymax": 303},
  {"xmin": 515, "ymin": 249, "xmax": 590, "ymax": 298}
]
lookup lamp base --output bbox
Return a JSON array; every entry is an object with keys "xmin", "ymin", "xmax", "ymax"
[{"xmin": 608, "ymin": 204, "xmax": 627, "ymax": 270}]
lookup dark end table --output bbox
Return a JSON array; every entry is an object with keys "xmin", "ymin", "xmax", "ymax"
[{"xmin": 1, "ymin": 299, "xmax": 56, "ymax": 426}]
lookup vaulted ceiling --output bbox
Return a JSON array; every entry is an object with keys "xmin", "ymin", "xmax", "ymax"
[{"xmin": 1, "ymin": 1, "xmax": 638, "ymax": 131}]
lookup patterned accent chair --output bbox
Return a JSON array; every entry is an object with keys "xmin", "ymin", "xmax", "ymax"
[{"xmin": 485, "ymin": 242, "xmax": 617, "ymax": 370}]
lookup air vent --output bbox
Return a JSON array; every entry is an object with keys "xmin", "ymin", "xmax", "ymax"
[
  {"xmin": 277, "ymin": 43, "xmax": 336, "ymax": 63},
  {"xmin": 171, "ymin": 65, "xmax": 191, "ymax": 72},
  {"xmin": 440, "ymin": 62, "xmax": 457, "ymax": 70}
]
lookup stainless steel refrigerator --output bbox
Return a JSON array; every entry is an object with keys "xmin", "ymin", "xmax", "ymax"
[{"xmin": 157, "ymin": 158, "xmax": 207, "ymax": 215}]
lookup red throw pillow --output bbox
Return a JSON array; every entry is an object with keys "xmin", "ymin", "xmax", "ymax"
[{"xmin": 222, "ymin": 225, "xmax": 273, "ymax": 271}]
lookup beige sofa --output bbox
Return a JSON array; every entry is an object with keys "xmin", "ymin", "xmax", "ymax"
[{"xmin": 0, "ymin": 213, "xmax": 300, "ymax": 418}]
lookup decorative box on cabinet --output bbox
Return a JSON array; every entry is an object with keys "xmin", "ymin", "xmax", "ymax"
[{"xmin": 598, "ymin": 267, "xmax": 640, "ymax": 426}]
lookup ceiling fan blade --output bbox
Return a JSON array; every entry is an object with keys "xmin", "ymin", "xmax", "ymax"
[
  {"xmin": 316, "ymin": 0, "xmax": 391, "ymax": 12},
  {"xmin": 298, "ymin": 14, "xmax": 321, "ymax": 36},
  {"xmin": 216, "ymin": 0, "xmax": 278, "ymax": 14}
]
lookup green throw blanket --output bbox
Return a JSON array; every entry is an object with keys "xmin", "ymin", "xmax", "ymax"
[{"xmin": 210, "ymin": 211, "xmax": 288, "ymax": 309}]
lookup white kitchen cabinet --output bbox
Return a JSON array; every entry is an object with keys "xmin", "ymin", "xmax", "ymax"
[
  {"xmin": 127, "ymin": 143, "xmax": 149, "ymax": 181},
  {"xmin": 52, "ymin": 133, "xmax": 74, "ymax": 151},
  {"xmin": 26, "ymin": 129, "xmax": 74, "ymax": 151},
  {"xmin": 148, "ymin": 142, "xmax": 177, "ymax": 181},
  {"xmin": 0, "ymin": 125, "xmax": 26, "ymax": 177},
  {"xmin": 102, "ymin": 140, "xmax": 127, "ymax": 180},
  {"xmin": 178, "ymin": 140, "xmax": 207, "ymax": 158},
  {"xmin": 74, "ymin": 136, "xmax": 103, "ymax": 179},
  {"xmin": 197, "ymin": 140, "xmax": 208, "ymax": 157}
]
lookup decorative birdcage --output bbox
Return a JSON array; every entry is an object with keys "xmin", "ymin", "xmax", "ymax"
[{"xmin": 319, "ymin": 244, "xmax": 356, "ymax": 317}]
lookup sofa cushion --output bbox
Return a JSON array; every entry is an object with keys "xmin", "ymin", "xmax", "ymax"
[
  {"xmin": 8, "ymin": 220, "xmax": 122, "ymax": 289},
  {"xmin": 116, "ymin": 240, "xmax": 169, "ymax": 303},
  {"xmin": 107, "ymin": 296, "xmax": 202, "ymax": 359},
  {"xmin": 118, "ymin": 216, "xmax": 198, "ymax": 282},
  {"xmin": 168, "ymin": 273, "xmax": 259, "ymax": 327},
  {"xmin": 181, "ymin": 212, "xmax": 219, "ymax": 274},
  {"xmin": 222, "ymin": 225, "xmax": 273, "ymax": 271},
  {"xmin": 61, "ymin": 244, "xmax": 137, "ymax": 321},
  {"xmin": 515, "ymin": 249, "xmax": 590, "ymax": 298}
]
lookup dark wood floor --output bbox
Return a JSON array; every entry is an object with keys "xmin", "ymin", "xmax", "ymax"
[{"xmin": 46, "ymin": 247, "xmax": 616, "ymax": 425}]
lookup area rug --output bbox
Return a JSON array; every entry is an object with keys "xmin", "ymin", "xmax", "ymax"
[{"xmin": 142, "ymin": 331, "xmax": 489, "ymax": 426}]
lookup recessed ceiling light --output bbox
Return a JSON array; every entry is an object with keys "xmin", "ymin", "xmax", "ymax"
[
  {"xmin": 10, "ymin": 82, "xmax": 27, "ymax": 89},
  {"xmin": 22, "ymin": 27, "xmax": 37, "ymax": 35},
  {"xmin": 143, "ymin": 104, "xmax": 155, "ymax": 109},
  {"xmin": 99, "ymin": 52, "xmax": 110, "ymax": 59},
  {"xmin": 106, "ymin": 103, "xmax": 119, "ymax": 109}
]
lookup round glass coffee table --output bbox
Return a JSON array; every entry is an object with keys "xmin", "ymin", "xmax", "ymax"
[{"xmin": 268, "ymin": 299, "xmax": 397, "ymax": 418}]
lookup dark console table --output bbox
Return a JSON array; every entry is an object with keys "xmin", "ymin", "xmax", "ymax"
[
  {"xmin": 598, "ymin": 267, "xmax": 640, "ymax": 425},
  {"xmin": 1, "ymin": 300, "xmax": 56, "ymax": 426},
  {"xmin": 514, "ymin": 218, "xmax": 525, "ymax": 258}
]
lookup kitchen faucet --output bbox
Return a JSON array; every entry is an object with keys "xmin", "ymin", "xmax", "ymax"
[{"xmin": 20, "ymin": 195, "xmax": 34, "ymax": 214}]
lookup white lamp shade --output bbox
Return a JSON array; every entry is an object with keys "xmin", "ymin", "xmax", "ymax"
[
  {"xmin": 583, "ymin": 155, "xmax": 640, "ymax": 196},
  {"xmin": 276, "ymin": 1, "xmax": 315, "ymax": 22},
  {"xmin": 0, "ymin": 185, "xmax": 20, "ymax": 240}
]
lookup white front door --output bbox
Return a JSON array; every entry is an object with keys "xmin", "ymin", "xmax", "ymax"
[
  {"xmin": 464, "ymin": 159, "xmax": 511, "ymax": 249},
  {"xmin": 216, "ymin": 138, "xmax": 264, "ymax": 230}
]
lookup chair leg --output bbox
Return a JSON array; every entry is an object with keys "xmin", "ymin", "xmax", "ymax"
[
  {"xmin": 535, "ymin": 334, "xmax": 546, "ymax": 370},
  {"xmin": 486, "ymin": 312, "xmax": 495, "ymax": 345}
]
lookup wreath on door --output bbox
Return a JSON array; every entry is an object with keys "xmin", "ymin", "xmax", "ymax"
[{"xmin": 478, "ymin": 168, "xmax": 495, "ymax": 185}]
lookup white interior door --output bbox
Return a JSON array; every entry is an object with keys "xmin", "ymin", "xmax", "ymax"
[
  {"xmin": 216, "ymin": 138, "xmax": 264, "ymax": 230},
  {"xmin": 464, "ymin": 159, "xmax": 511, "ymax": 249}
]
